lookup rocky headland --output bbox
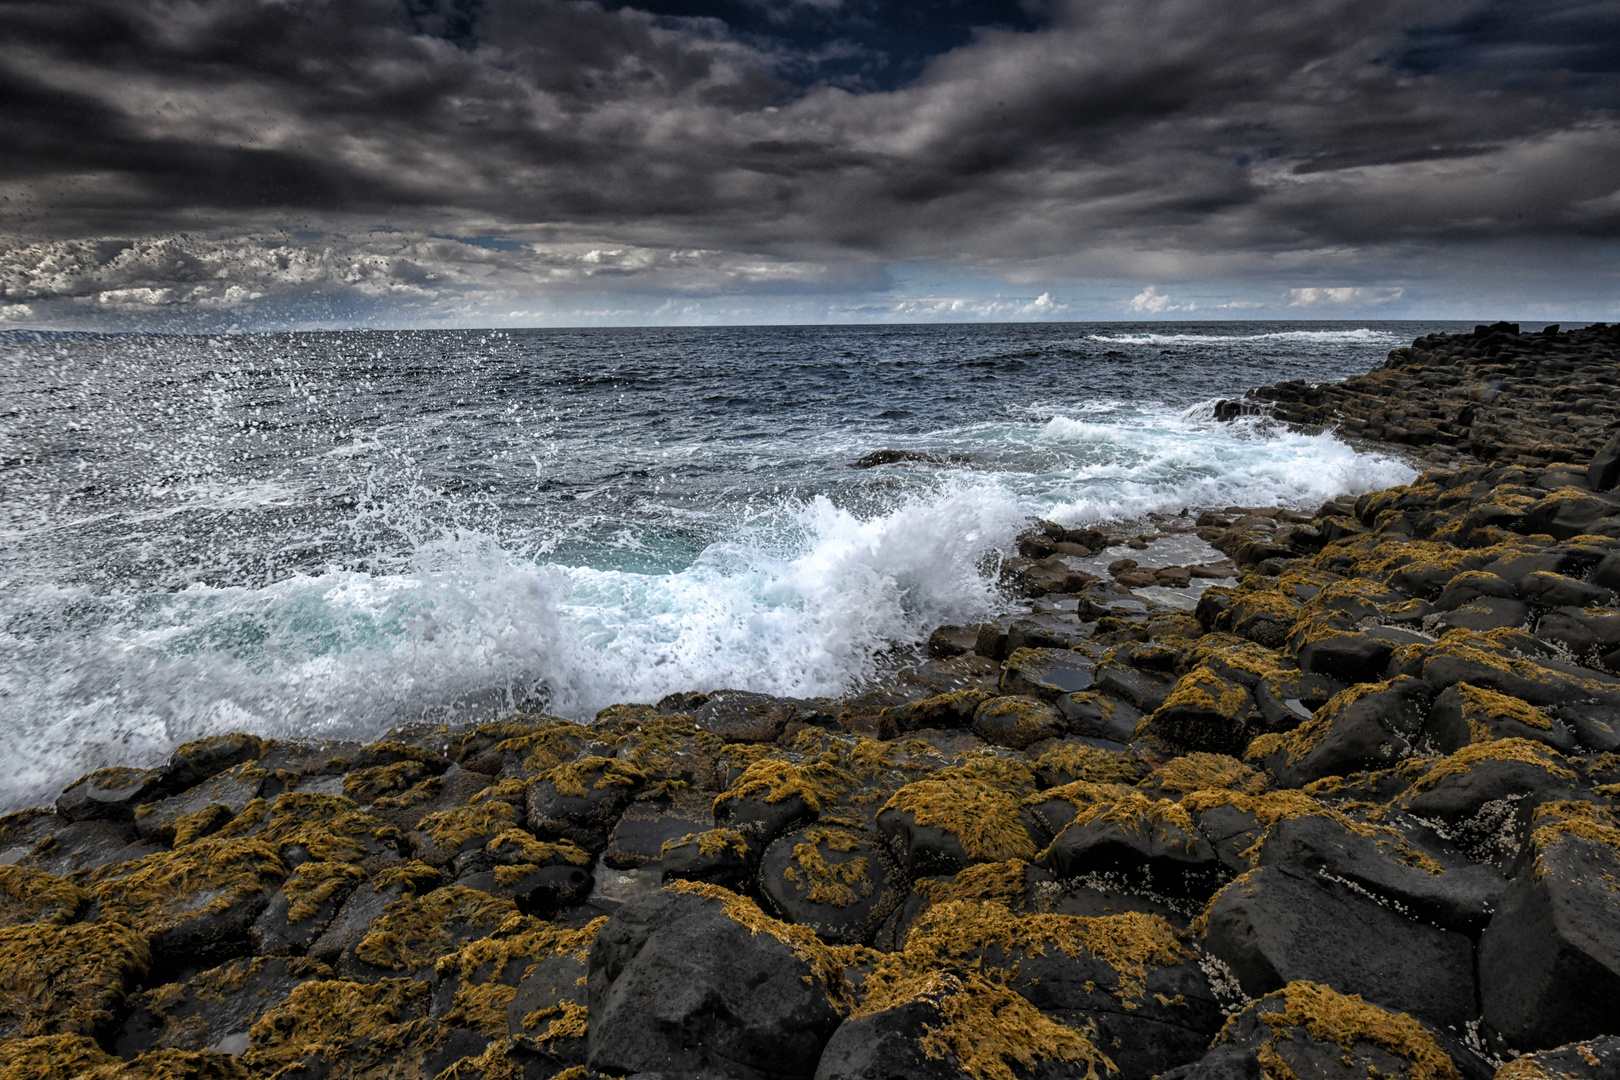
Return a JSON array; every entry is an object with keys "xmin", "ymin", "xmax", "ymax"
[{"xmin": 4, "ymin": 323, "xmax": 1620, "ymax": 1080}]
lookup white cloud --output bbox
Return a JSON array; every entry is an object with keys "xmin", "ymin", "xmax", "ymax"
[
  {"xmin": 0, "ymin": 303, "xmax": 33, "ymax": 322},
  {"xmin": 1127, "ymin": 285, "xmax": 1195, "ymax": 313},
  {"xmin": 1287, "ymin": 286, "xmax": 1405, "ymax": 307}
]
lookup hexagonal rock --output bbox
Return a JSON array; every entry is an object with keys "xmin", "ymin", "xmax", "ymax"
[
  {"xmin": 999, "ymin": 648, "xmax": 1095, "ymax": 701},
  {"xmin": 83, "ymin": 836, "xmax": 287, "ymax": 973},
  {"xmin": 134, "ymin": 762, "xmax": 266, "ymax": 846},
  {"xmin": 0, "ymin": 920, "xmax": 150, "ymax": 1040},
  {"xmin": 760, "ymin": 824, "xmax": 901, "ymax": 945},
  {"xmin": 1143, "ymin": 666, "xmax": 1256, "ymax": 756},
  {"xmin": 1479, "ymin": 802, "xmax": 1620, "ymax": 1050},
  {"xmin": 430, "ymin": 917, "xmax": 605, "ymax": 1060},
  {"xmin": 1425, "ymin": 683, "xmax": 1578, "ymax": 754},
  {"xmin": 971, "ymin": 695, "xmax": 1066, "ymax": 750},
  {"xmin": 587, "ymin": 884, "xmax": 844, "ymax": 1079},
  {"xmin": 526, "ymin": 756, "xmax": 645, "ymax": 850},
  {"xmin": 1160, "ymin": 981, "xmax": 1471, "ymax": 1080},
  {"xmin": 694, "ymin": 690, "xmax": 797, "ymax": 743},
  {"xmin": 1250, "ymin": 677, "xmax": 1434, "ymax": 788},
  {"xmin": 814, "ymin": 971, "xmax": 1115, "ymax": 1080},
  {"xmin": 1035, "ymin": 793, "xmax": 1221, "ymax": 897},
  {"xmin": 713, "ymin": 758, "xmax": 824, "ymax": 844},
  {"xmin": 1201, "ymin": 864, "xmax": 1475, "ymax": 1030},
  {"xmin": 876, "ymin": 773, "xmax": 1038, "ymax": 874},
  {"xmin": 660, "ymin": 827, "xmax": 759, "ymax": 889},
  {"xmin": 252, "ymin": 860, "xmax": 368, "ymax": 956},
  {"xmin": 56, "ymin": 766, "xmax": 169, "ymax": 823},
  {"xmin": 162, "ymin": 732, "xmax": 265, "ymax": 792},
  {"xmin": 1252, "ymin": 811, "xmax": 1506, "ymax": 932}
]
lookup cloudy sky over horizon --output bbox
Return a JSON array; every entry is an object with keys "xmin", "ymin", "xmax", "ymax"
[{"xmin": 3, "ymin": 0, "xmax": 1619, "ymax": 330}]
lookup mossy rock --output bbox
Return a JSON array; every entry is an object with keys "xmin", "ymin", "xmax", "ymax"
[
  {"xmin": 349, "ymin": 885, "xmax": 520, "ymax": 978},
  {"xmin": 84, "ymin": 836, "xmax": 286, "ymax": 970},
  {"xmin": 1247, "ymin": 677, "xmax": 1434, "ymax": 788},
  {"xmin": 163, "ymin": 733, "xmax": 265, "ymax": 793},
  {"xmin": 240, "ymin": 976, "xmax": 479, "ymax": 1079},
  {"xmin": 1035, "ymin": 790, "xmax": 1220, "ymax": 897},
  {"xmin": 114, "ymin": 955, "xmax": 333, "ymax": 1058},
  {"xmin": 1427, "ymin": 683, "xmax": 1578, "ymax": 754},
  {"xmin": 251, "ymin": 860, "xmax": 369, "ymax": 956},
  {"xmin": 0, "ymin": 921, "xmax": 150, "ymax": 1040},
  {"xmin": 305, "ymin": 862, "xmax": 443, "ymax": 970},
  {"xmin": 526, "ymin": 756, "xmax": 646, "ymax": 850},
  {"xmin": 134, "ymin": 762, "xmax": 266, "ymax": 847},
  {"xmin": 1142, "ymin": 667, "xmax": 1257, "ymax": 756},
  {"xmin": 431, "ymin": 915, "xmax": 606, "ymax": 1056},
  {"xmin": 1055, "ymin": 691, "xmax": 1141, "ymax": 744},
  {"xmin": 1170, "ymin": 981, "xmax": 1465, "ymax": 1080},
  {"xmin": 0, "ymin": 866, "xmax": 88, "ymax": 928},
  {"xmin": 215, "ymin": 791, "xmax": 405, "ymax": 867},
  {"xmin": 660, "ymin": 827, "xmax": 757, "ymax": 888},
  {"xmin": 608, "ymin": 715, "xmax": 726, "ymax": 794},
  {"xmin": 409, "ymin": 799, "xmax": 523, "ymax": 869},
  {"xmin": 971, "ymin": 696, "xmax": 1066, "ymax": 750},
  {"xmin": 881, "ymin": 689, "xmax": 996, "ymax": 733},
  {"xmin": 878, "ymin": 773, "xmax": 1039, "ymax": 873},
  {"xmin": 1034, "ymin": 742, "xmax": 1140, "ymax": 788},
  {"xmin": 760, "ymin": 823, "xmax": 902, "ymax": 946},
  {"xmin": 713, "ymin": 757, "xmax": 842, "ymax": 843}
]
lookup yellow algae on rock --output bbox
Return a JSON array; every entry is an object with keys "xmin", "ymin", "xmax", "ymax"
[
  {"xmin": 1036, "ymin": 744, "xmax": 1139, "ymax": 786},
  {"xmin": 83, "ymin": 837, "xmax": 285, "ymax": 941},
  {"xmin": 433, "ymin": 916, "xmax": 607, "ymax": 1036},
  {"xmin": 1231, "ymin": 981, "xmax": 1461, "ymax": 1080},
  {"xmin": 543, "ymin": 756, "xmax": 646, "ymax": 799},
  {"xmin": 216, "ymin": 792, "xmax": 402, "ymax": 864},
  {"xmin": 241, "ymin": 977, "xmax": 433, "ymax": 1076},
  {"xmin": 852, "ymin": 968, "xmax": 1116, "ymax": 1080},
  {"xmin": 782, "ymin": 826, "xmax": 873, "ymax": 907},
  {"xmin": 353, "ymin": 886, "xmax": 520, "ymax": 973},
  {"xmin": 714, "ymin": 757, "xmax": 850, "ymax": 815},
  {"xmin": 280, "ymin": 861, "xmax": 368, "ymax": 924},
  {"xmin": 663, "ymin": 827, "xmax": 751, "ymax": 860},
  {"xmin": 0, "ymin": 866, "xmax": 88, "ymax": 928},
  {"xmin": 0, "ymin": 921, "xmax": 150, "ymax": 1037},
  {"xmin": 883, "ymin": 776, "xmax": 1037, "ymax": 863},
  {"xmin": 1404, "ymin": 738, "xmax": 1576, "ymax": 795},
  {"xmin": 1144, "ymin": 753, "xmax": 1267, "ymax": 796},
  {"xmin": 0, "ymin": 1033, "xmax": 119, "ymax": 1079}
]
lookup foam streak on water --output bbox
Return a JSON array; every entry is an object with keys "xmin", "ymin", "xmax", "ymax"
[{"xmin": 0, "ymin": 321, "xmax": 1443, "ymax": 808}]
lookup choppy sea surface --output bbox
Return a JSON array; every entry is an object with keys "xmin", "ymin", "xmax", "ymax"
[{"xmin": 0, "ymin": 322, "xmax": 1459, "ymax": 808}]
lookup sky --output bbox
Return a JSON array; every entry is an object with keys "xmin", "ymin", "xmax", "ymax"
[{"xmin": 2, "ymin": 0, "xmax": 1619, "ymax": 330}]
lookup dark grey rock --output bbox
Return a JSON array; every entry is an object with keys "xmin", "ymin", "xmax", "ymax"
[
  {"xmin": 999, "ymin": 648, "xmax": 1096, "ymax": 701},
  {"xmin": 56, "ymin": 767, "xmax": 169, "ymax": 823},
  {"xmin": 587, "ymin": 887, "xmax": 844, "ymax": 1079},
  {"xmin": 1522, "ymin": 571, "xmax": 1614, "ymax": 609},
  {"xmin": 134, "ymin": 762, "xmax": 266, "ymax": 845},
  {"xmin": 162, "ymin": 733, "xmax": 265, "ymax": 793},
  {"xmin": 1298, "ymin": 633, "xmax": 1397, "ymax": 684},
  {"xmin": 1435, "ymin": 596, "xmax": 1531, "ymax": 633},
  {"xmin": 694, "ymin": 690, "xmax": 797, "ymax": 743},
  {"xmin": 1425, "ymin": 684, "xmax": 1579, "ymax": 754},
  {"xmin": 1037, "ymin": 806, "xmax": 1221, "ymax": 897},
  {"xmin": 1504, "ymin": 1036, "xmax": 1620, "ymax": 1080},
  {"xmin": 1260, "ymin": 677, "xmax": 1433, "ymax": 788},
  {"xmin": 1254, "ymin": 810, "xmax": 1507, "ymax": 931},
  {"xmin": 1201, "ymin": 864, "xmax": 1476, "ymax": 1029},
  {"xmin": 760, "ymin": 824, "xmax": 901, "ymax": 945},
  {"xmin": 1435, "ymin": 573, "xmax": 1518, "ymax": 612},
  {"xmin": 602, "ymin": 794, "xmax": 714, "ymax": 871},
  {"xmin": 1479, "ymin": 805, "xmax": 1620, "ymax": 1050}
]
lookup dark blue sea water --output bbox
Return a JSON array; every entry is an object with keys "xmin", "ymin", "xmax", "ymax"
[{"xmin": 0, "ymin": 321, "xmax": 1458, "ymax": 808}]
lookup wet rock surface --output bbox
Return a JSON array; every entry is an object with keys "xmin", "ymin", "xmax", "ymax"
[{"xmin": 6, "ymin": 324, "xmax": 1620, "ymax": 1079}]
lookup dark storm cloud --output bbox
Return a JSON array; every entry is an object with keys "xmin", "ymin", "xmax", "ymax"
[{"xmin": 2, "ymin": 0, "xmax": 1618, "ymax": 326}]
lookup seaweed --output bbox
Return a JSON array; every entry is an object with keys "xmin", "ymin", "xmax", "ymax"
[
  {"xmin": 884, "ymin": 776, "xmax": 1037, "ymax": 862},
  {"xmin": 83, "ymin": 837, "xmax": 286, "ymax": 939},
  {"xmin": 1145, "ymin": 753, "xmax": 1267, "ymax": 796},
  {"xmin": 1230, "ymin": 980, "xmax": 1461, "ymax": 1080},
  {"xmin": 0, "ymin": 921, "xmax": 150, "ymax": 1037},
  {"xmin": 782, "ymin": 826, "xmax": 873, "ymax": 907},
  {"xmin": 353, "ymin": 885, "xmax": 520, "ymax": 973},
  {"xmin": 280, "ymin": 861, "xmax": 369, "ymax": 923},
  {"xmin": 0, "ymin": 866, "xmax": 88, "ymax": 928}
]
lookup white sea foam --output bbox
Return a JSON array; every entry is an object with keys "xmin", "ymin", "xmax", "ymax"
[
  {"xmin": 0, "ymin": 403, "xmax": 1418, "ymax": 811},
  {"xmin": 1087, "ymin": 328, "xmax": 1402, "ymax": 346}
]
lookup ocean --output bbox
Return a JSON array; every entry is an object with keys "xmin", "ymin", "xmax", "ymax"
[{"xmin": 0, "ymin": 321, "xmax": 1452, "ymax": 810}]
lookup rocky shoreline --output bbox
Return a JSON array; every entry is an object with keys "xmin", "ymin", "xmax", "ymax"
[{"xmin": 5, "ymin": 323, "xmax": 1620, "ymax": 1080}]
